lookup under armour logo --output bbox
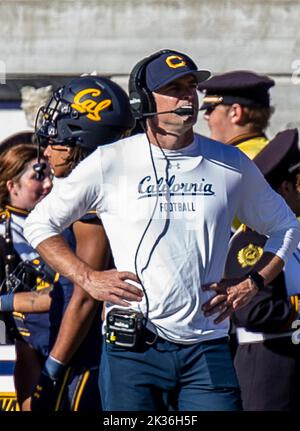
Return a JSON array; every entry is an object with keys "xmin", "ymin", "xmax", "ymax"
[{"xmin": 170, "ymin": 162, "xmax": 181, "ymax": 170}]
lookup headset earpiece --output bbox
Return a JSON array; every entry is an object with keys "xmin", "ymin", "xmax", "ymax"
[
  {"xmin": 129, "ymin": 49, "xmax": 177, "ymax": 120},
  {"xmin": 128, "ymin": 57, "xmax": 156, "ymax": 120}
]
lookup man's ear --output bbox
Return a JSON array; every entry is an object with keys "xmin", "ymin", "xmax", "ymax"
[{"xmin": 229, "ymin": 103, "xmax": 243, "ymax": 124}]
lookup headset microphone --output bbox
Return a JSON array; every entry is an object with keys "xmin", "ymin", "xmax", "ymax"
[
  {"xmin": 142, "ymin": 106, "xmax": 194, "ymax": 118},
  {"xmin": 173, "ymin": 106, "xmax": 194, "ymax": 116}
]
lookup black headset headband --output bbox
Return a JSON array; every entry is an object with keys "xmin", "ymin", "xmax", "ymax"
[{"xmin": 128, "ymin": 49, "xmax": 197, "ymax": 120}]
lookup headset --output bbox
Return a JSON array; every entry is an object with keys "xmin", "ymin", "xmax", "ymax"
[{"xmin": 128, "ymin": 49, "xmax": 199, "ymax": 120}]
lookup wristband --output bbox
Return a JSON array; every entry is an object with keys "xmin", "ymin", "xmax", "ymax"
[
  {"xmin": 0, "ymin": 293, "xmax": 14, "ymax": 312},
  {"xmin": 248, "ymin": 271, "xmax": 265, "ymax": 291},
  {"xmin": 43, "ymin": 355, "xmax": 66, "ymax": 380}
]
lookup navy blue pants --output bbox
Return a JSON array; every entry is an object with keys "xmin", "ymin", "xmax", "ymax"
[{"xmin": 100, "ymin": 335, "xmax": 241, "ymax": 411}]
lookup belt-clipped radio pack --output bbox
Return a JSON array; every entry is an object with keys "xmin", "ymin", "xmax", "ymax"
[{"xmin": 105, "ymin": 308, "xmax": 144, "ymax": 348}]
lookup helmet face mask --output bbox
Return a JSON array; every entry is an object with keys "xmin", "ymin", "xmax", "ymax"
[
  {"xmin": 35, "ymin": 91, "xmax": 75, "ymax": 147},
  {"xmin": 35, "ymin": 76, "xmax": 135, "ymax": 152}
]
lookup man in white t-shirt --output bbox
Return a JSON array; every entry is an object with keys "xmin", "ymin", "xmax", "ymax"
[{"xmin": 24, "ymin": 49, "xmax": 300, "ymax": 411}]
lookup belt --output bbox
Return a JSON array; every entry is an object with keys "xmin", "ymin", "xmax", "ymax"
[{"xmin": 236, "ymin": 327, "xmax": 292, "ymax": 344}]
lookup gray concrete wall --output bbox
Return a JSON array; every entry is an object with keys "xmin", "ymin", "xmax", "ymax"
[
  {"xmin": 0, "ymin": 0, "xmax": 299, "ymax": 136},
  {"xmin": 1, "ymin": 0, "xmax": 299, "ymax": 75}
]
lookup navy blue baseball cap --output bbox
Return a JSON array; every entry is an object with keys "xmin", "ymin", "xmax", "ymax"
[
  {"xmin": 145, "ymin": 50, "xmax": 211, "ymax": 92},
  {"xmin": 198, "ymin": 70, "xmax": 275, "ymax": 110}
]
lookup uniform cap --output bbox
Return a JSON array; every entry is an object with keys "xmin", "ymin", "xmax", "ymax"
[
  {"xmin": 254, "ymin": 128, "xmax": 300, "ymax": 187},
  {"xmin": 198, "ymin": 70, "xmax": 275, "ymax": 110},
  {"xmin": 224, "ymin": 226, "xmax": 267, "ymax": 279}
]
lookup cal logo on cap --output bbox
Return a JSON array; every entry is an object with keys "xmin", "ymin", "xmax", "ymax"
[
  {"xmin": 71, "ymin": 88, "xmax": 112, "ymax": 122},
  {"xmin": 166, "ymin": 55, "xmax": 186, "ymax": 69}
]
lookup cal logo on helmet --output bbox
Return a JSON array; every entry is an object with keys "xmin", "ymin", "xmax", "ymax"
[{"xmin": 71, "ymin": 88, "xmax": 112, "ymax": 122}]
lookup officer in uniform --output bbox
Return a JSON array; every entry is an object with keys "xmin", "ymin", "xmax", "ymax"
[
  {"xmin": 197, "ymin": 70, "xmax": 275, "ymax": 159},
  {"xmin": 225, "ymin": 129, "xmax": 300, "ymax": 411},
  {"xmin": 198, "ymin": 71, "xmax": 276, "ymax": 354}
]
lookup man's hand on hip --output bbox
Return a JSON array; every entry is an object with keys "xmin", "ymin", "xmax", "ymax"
[{"xmin": 82, "ymin": 269, "xmax": 143, "ymax": 305}]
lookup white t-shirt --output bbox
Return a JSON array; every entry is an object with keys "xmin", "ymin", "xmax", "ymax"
[{"xmin": 24, "ymin": 133, "xmax": 300, "ymax": 343}]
